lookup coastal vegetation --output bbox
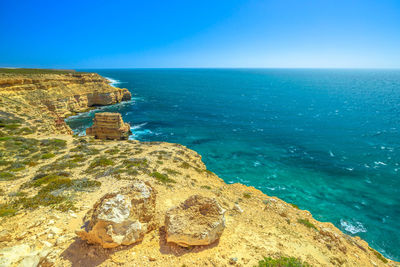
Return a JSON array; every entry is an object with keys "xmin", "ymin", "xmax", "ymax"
[
  {"xmin": 297, "ymin": 218, "xmax": 317, "ymax": 230},
  {"xmin": 150, "ymin": 171, "xmax": 176, "ymax": 184},
  {"xmin": 256, "ymin": 256, "xmax": 310, "ymax": 267},
  {"xmin": 0, "ymin": 70, "xmax": 394, "ymax": 266}
]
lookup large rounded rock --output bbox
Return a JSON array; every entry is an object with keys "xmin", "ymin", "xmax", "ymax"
[
  {"xmin": 165, "ymin": 195, "xmax": 225, "ymax": 247},
  {"xmin": 76, "ymin": 180, "xmax": 156, "ymax": 248}
]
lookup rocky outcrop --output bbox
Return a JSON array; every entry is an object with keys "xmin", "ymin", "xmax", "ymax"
[
  {"xmin": 0, "ymin": 72, "xmax": 131, "ymax": 135},
  {"xmin": 76, "ymin": 181, "xmax": 156, "ymax": 248},
  {"xmin": 86, "ymin": 112, "xmax": 131, "ymax": 140},
  {"xmin": 165, "ymin": 195, "xmax": 225, "ymax": 247},
  {"xmin": 0, "ymin": 244, "xmax": 50, "ymax": 267}
]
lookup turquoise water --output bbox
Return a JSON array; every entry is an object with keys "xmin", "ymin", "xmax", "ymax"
[{"xmin": 67, "ymin": 69, "xmax": 400, "ymax": 260}]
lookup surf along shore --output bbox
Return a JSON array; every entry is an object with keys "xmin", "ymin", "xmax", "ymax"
[{"xmin": 0, "ymin": 68, "xmax": 396, "ymax": 266}]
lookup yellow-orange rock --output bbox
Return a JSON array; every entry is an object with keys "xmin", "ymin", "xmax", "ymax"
[
  {"xmin": 86, "ymin": 112, "xmax": 131, "ymax": 140},
  {"xmin": 0, "ymin": 72, "xmax": 132, "ymax": 135},
  {"xmin": 165, "ymin": 195, "xmax": 226, "ymax": 247},
  {"xmin": 76, "ymin": 181, "xmax": 156, "ymax": 248}
]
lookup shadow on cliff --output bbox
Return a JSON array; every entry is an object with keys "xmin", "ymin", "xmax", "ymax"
[
  {"xmin": 158, "ymin": 226, "xmax": 220, "ymax": 256},
  {"xmin": 61, "ymin": 237, "xmax": 141, "ymax": 267}
]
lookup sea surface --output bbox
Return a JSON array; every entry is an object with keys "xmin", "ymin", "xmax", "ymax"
[{"xmin": 67, "ymin": 69, "xmax": 400, "ymax": 260}]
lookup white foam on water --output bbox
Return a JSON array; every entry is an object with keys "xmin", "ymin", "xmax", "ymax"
[
  {"xmin": 340, "ymin": 219, "xmax": 367, "ymax": 234},
  {"xmin": 129, "ymin": 123, "xmax": 154, "ymax": 140},
  {"xmin": 104, "ymin": 77, "xmax": 122, "ymax": 87},
  {"xmin": 131, "ymin": 122, "xmax": 148, "ymax": 130}
]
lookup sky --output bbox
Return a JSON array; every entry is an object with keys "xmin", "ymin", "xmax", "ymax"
[{"xmin": 0, "ymin": 0, "xmax": 400, "ymax": 68}]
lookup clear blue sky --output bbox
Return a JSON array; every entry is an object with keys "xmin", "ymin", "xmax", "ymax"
[{"xmin": 1, "ymin": 0, "xmax": 399, "ymax": 68}]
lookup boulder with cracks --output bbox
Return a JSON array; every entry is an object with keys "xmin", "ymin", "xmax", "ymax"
[
  {"xmin": 165, "ymin": 195, "xmax": 225, "ymax": 247},
  {"xmin": 76, "ymin": 180, "xmax": 156, "ymax": 248}
]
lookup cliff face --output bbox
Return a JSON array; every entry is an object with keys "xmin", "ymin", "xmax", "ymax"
[
  {"xmin": 0, "ymin": 71, "xmax": 396, "ymax": 267},
  {"xmin": 86, "ymin": 112, "xmax": 131, "ymax": 140},
  {"xmin": 0, "ymin": 72, "xmax": 131, "ymax": 135}
]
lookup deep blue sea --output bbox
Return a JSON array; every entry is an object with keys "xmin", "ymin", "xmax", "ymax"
[{"xmin": 67, "ymin": 69, "xmax": 400, "ymax": 260}]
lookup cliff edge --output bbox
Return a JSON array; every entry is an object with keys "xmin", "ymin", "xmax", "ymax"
[
  {"xmin": 0, "ymin": 70, "xmax": 131, "ymax": 135},
  {"xmin": 0, "ymin": 70, "xmax": 397, "ymax": 267}
]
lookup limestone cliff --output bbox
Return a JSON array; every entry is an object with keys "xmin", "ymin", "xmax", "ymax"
[
  {"xmin": 86, "ymin": 112, "xmax": 131, "ymax": 140},
  {"xmin": 0, "ymin": 70, "xmax": 397, "ymax": 267},
  {"xmin": 0, "ymin": 71, "xmax": 131, "ymax": 135}
]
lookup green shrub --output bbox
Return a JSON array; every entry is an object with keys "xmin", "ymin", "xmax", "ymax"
[
  {"xmin": 163, "ymin": 168, "xmax": 182, "ymax": 176},
  {"xmin": 290, "ymin": 203, "xmax": 299, "ymax": 209},
  {"xmin": 243, "ymin": 192, "xmax": 252, "ymax": 199},
  {"xmin": 69, "ymin": 154, "xmax": 86, "ymax": 163},
  {"xmin": 0, "ymin": 172, "xmax": 15, "ymax": 181},
  {"xmin": 41, "ymin": 153, "xmax": 55, "ymax": 159},
  {"xmin": 0, "ymin": 203, "xmax": 18, "ymax": 217},
  {"xmin": 31, "ymin": 174, "xmax": 66, "ymax": 187},
  {"xmin": 257, "ymin": 256, "xmax": 310, "ymax": 267},
  {"xmin": 122, "ymin": 158, "xmax": 148, "ymax": 168},
  {"xmin": 200, "ymin": 185, "xmax": 211, "ymax": 190},
  {"xmin": 178, "ymin": 162, "xmax": 191, "ymax": 169},
  {"xmin": 89, "ymin": 156, "xmax": 114, "ymax": 168},
  {"xmin": 3, "ymin": 123, "xmax": 20, "ymax": 130},
  {"xmin": 297, "ymin": 219, "xmax": 317, "ymax": 230},
  {"xmin": 369, "ymin": 247, "xmax": 388, "ymax": 263},
  {"xmin": 150, "ymin": 172, "xmax": 176, "ymax": 184},
  {"xmin": 0, "ymin": 159, "xmax": 11, "ymax": 166},
  {"xmin": 105, "ymin": 148, "xmax": 120, "ymax": 155},
  {"xmin": 73, "ymin": 178, "xmax": 101, "ymax": 191},
  {"xmin": 40, "ymin": 139, "xmax": 67, "ymax": 150}
]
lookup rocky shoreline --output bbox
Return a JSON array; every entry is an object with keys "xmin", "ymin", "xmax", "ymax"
[{"xmin": 0, "ymin": 70, "xmax": 397, "ymax": 266}]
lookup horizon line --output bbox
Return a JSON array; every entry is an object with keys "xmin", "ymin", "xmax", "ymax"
[{"xmin": 2, "ymin": 66, "xmax": 400, "ymax": 70}]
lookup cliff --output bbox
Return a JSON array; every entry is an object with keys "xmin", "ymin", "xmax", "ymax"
[
  {"xmin": 0, "ymin": 71, "xmax": 397, "ymax": 267},
  {"xmin": 86, "ymin": 112, "xmax": 131, "ymax": 140},
  {"xmin": 0, "ymin": 71, "xmax": 131, "ymax": 135}
]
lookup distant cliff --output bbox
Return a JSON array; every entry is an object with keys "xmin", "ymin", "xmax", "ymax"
[{"xmin": 0, "ymin": 71, "xmax": 131, "ymax": 134}]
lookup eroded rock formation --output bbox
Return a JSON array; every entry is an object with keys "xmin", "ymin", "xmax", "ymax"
[
  {"xmin": 0, "ymin": 72, "xmax": 131, "ymax": 135},
  {"xmin": 76, "ymin": 181, "xmax": 156, "ymax": 248},
  {"xmin": 86, "ymin": 112, "xmax": 131, "ymax": 140},
  {"xmin": 165, "ymin": 195, "xmax": 226, "ymax": 247}
]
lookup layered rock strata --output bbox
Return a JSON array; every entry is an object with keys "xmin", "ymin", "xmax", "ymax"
[
  {"xmin": 0, "ymin": 72, "xmax": 131, "ymax": 135},
  {"xmin": 86, "ymin": 112, "xmax": 131, "ymax": 140}
]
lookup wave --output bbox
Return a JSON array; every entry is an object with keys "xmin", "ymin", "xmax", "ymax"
[
  {"xmin": 340, "ymin": 219, "xmax": 367, "ymax": 234},
  {"xmin": 131, "ymin": 122, "xmax": 148, "ymax": 130},
  {"xmin": 129, "ymin": 122, "xmax": 154, "ymax": 139},
  {"xmin": 104, "ymin": 76, "xmax": 125, "ymax": 87}
]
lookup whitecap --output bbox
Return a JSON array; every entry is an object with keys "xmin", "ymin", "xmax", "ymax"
[
  {"xmin": 128, "ymin": 129, "xmax": 153, "ymax": 140},
  {"xmin": 104, "ymin": 77, "xmax": 122, "ymax": 87},
  {"xmin": 329, "ymin": 150, "xmax": 335, "ymax": 157},
  {"xmin": 340, "ymin": 219, "xmax": 367, "ymax": 234},
  {"xmin": 253, "ymin": 161, "xmax": 261, "ymax": 167},
  {"xmin": 130, "ymin": 122, "xmax": 148, "ymax": 130},
  {"xmin": 374, "ymin": 161, "xmax": 387, "ymax": 166}
]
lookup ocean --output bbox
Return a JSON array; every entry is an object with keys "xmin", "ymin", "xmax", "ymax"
[{"xmin": 66, "ymin": 69, "xmax": 400, "ymax": 260}]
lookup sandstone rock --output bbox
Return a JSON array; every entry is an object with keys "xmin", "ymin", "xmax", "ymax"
[
  {"xmin": 0, "ymin": 229, "xmax": 11, "ymax": 242},
  {"xmin": 86, "ymin": 112, "xmax": 131, "ymax": 140},
  {"xmin": 0, "ymin": 72, "xmax": 131, "ymax": 135},
  {"xmin": 165, "ymin": 195, "xmax": 225, "ymax": 247},
  {"xmin": 76, "ymin": 180, "xmax": 156, "ymax": 248},
  {"xmin": 233, "ymin": 203, "xmax": 243, "ymax": 213},
  {"xmin": 0, "ymin": 244, "xmax": 49, "ymax": 267}
]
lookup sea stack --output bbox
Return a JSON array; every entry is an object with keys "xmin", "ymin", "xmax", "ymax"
[{"xmin": 86, "ymin": 112, "xmax": 131, "ymax": 140}]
